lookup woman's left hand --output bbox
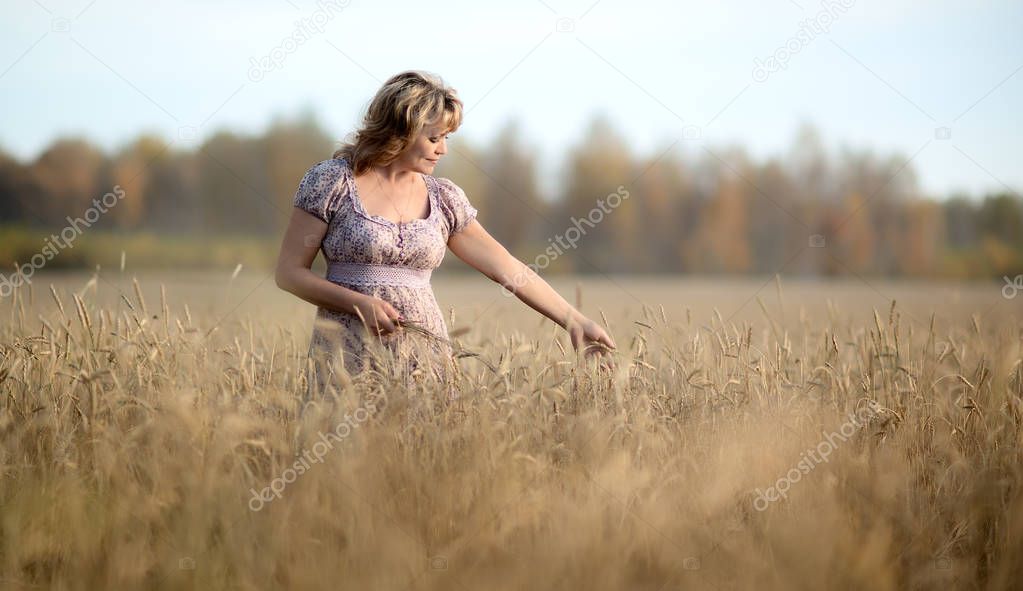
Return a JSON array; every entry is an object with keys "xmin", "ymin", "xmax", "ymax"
[{"xmin": 568, "ymin": 314, "xmax": 617, "ymax": 367}]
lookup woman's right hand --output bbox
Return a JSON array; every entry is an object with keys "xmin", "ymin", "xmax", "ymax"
[{"xmin": 353, "ymin": 295, "xmax": 403, "ymax": 336}]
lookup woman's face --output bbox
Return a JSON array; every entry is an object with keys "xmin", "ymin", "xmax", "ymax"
[{"xmin": 398, "ymin": 122, "xmax": 450, "ymax": 174}]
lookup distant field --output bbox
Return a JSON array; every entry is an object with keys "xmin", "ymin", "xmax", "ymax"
[
  {"xmin": 6, "ymin": 269, "xmax": 1012, "ymax": 343},
  {"xmin": 1, "ymin": 271, "xmax": 1020, "ymax": 589}
]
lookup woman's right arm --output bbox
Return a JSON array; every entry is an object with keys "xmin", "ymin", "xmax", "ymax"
[{"xmin": 275, "ymin": 207, "xmax": 402, "ymax": 334}]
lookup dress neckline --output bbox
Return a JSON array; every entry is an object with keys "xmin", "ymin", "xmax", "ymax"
[{"xmin": 342, "ymin": 158, "xmax": 436, "ymax": 227}]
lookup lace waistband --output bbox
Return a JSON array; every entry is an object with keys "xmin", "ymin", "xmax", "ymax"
[{"xmin": 326, "ymin": 261, "xmax": 432, "ymax": 289}]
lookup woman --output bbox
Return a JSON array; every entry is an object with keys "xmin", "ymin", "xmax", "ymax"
[{"xmin": 275, "ymin": 70, "xmax": 616, "ymax": 398}]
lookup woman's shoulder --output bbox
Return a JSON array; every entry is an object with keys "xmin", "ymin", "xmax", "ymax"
[
  {"xmin": 293, "ymin": 157, "xmax": 353, "ymax": 222},
  {"xmin": 429, "ymin": 175, "xmax": 478, "ymax": 234},
  {"xmin": 430, "ymin": 175, "xmax": 465, "ymax": 199},
  {"xmin": 302, "ymin": 157, "xmax": 352, "ymax": 183}
]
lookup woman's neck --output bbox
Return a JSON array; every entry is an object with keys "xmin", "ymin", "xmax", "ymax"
[{"xmin": 373, "ymin": 161, "xmax": 417, "ymax": 186}]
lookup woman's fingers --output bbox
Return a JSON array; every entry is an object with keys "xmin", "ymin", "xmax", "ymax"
[
  {"xmin": 384, "ymin": 301, "xmax": 402, "ymax": 320},
  {"xmin": 568, "ymin": 319, "xmax": 614, "ymax": 354},
  {"xmin": 372, "ymin": 315, "xmax": 393, "ymax": 335},
  {"xmin": 585, "ymin": 341, "xmax": 612, "ymax": 357},
  {"xmin": 353, "ymin": 297, "xmax": 405, "ymax": 338},
  {"xmin": 585, "ymin": 324, "xmax": 615, "ymax": 352},
  {"xmin": 368, "ymin": 303, "xmax": 396, "ymax": 335},
  {"xmin": 597, "ymin": 330, "xmax": 616, "ymax": 350}
]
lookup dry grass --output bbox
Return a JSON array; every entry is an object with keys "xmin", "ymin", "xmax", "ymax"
[{"xmin": 1, "ymin": 271, "xmax": 1021, "ymax": 590}]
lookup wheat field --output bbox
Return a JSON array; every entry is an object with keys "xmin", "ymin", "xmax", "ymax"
[{"xmin": 1, "ymin": 270, "xmax": 1021, "ymax": 590}]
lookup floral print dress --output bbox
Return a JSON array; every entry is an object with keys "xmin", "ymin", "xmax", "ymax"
[{"xmin": 292, "ymin": 157, "xmax": 478, "ymax": 397}]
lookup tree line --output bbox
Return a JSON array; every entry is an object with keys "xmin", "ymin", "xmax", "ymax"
[{"xmin": 1, "ymin": 112, "xmax": 1020, "ymax": 278}]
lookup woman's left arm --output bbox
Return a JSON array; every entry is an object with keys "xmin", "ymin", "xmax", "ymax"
[{"xmin": 448, "ymin": 220, "xmax": 617, "ymax": 358}]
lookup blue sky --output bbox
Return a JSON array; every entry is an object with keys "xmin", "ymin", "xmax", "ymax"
[{"xmin": 2, "ymin": 0, "xmax": 1020, "ymax": 199}]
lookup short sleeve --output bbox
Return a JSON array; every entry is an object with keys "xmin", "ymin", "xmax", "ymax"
[
  {"xmin": 435, "ymin": 177, "xmax": 478, "ymax": 236},
  {"xmin": 292, "ymin": 159, "xmax": 347, "ymax": 223}
]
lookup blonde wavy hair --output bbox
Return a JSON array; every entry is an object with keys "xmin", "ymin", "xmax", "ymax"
[{"xmin": 333, "ymin": 71, "xmax": 463, "ymax": 175}]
